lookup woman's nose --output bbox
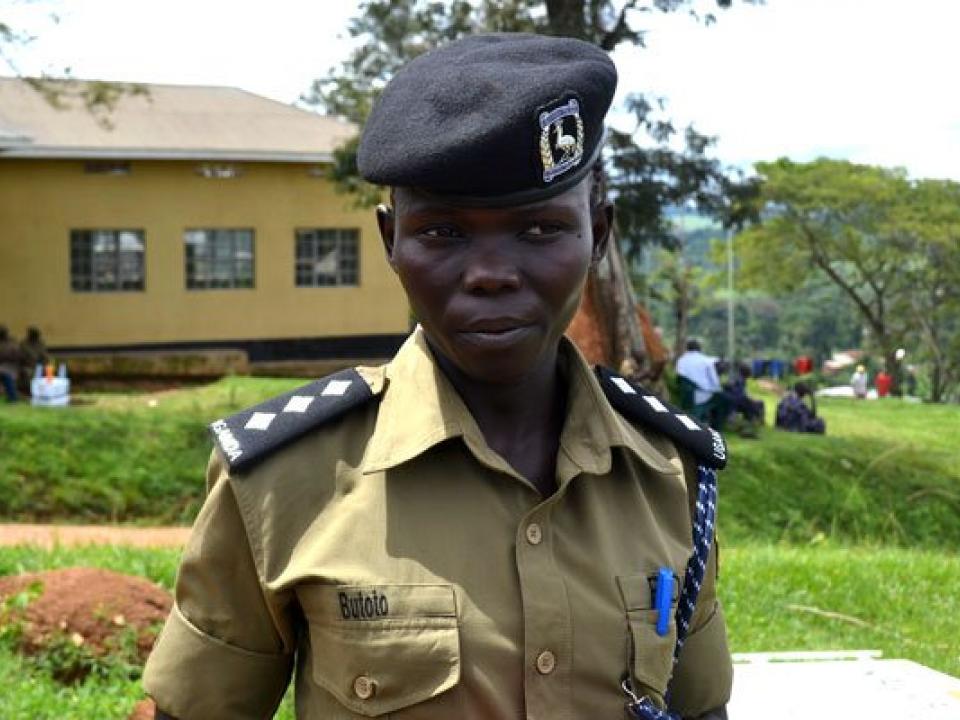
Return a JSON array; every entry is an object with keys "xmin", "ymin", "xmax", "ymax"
[{"xmin": 461, "ymin": 243, "xmax": 521, "ymax": 294}]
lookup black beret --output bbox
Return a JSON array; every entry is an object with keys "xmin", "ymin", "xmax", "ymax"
[{"xmin": 357, "ymin": 33, "xmax": 617, "ymax": 206}]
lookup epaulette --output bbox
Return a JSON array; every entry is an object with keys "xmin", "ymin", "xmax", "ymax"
[
  {"xmin": 208, "ymin": 368, "xmax": 377, "ymax": 474},
  {"xmin": 594, "ymin": 366, "xmax": 727, "ymax": 469}
]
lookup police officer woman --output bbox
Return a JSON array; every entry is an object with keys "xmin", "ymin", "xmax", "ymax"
[{"xmin": 145, "ymin": 33, "xmax": 732, "ymax": 720}]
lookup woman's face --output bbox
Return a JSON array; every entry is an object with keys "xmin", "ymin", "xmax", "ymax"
[{"xmin": 378, "ymin": 180, "xmax": 610, "ymax": 384}]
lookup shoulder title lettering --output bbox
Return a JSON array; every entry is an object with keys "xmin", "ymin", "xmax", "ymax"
[
  {"xmin": 594, "ymin": 366, "xmax": 728, "ymax": 470},
  {"xmin": 208, "ymin": 368, "xmax": 376, "ymax": 474}
]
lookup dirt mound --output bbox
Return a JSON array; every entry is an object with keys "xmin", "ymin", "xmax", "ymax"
[{"xmin": 0, "ymin": 567, "xmax": 171, "ymax": 682}]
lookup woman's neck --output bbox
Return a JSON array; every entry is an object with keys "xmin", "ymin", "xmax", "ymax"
[{"xmin": 431, "ymin": 342, "xmax": 567, "ymax": 494}]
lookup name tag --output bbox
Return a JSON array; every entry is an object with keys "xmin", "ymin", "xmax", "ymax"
[{"xmin": 339, "ymin": 589, "xmax": 390, "ymax": 620}]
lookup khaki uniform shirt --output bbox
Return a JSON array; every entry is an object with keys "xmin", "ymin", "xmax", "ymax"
[{"xmin": 144, "ymin": 329, "xmax": 732, "ymax": 719}]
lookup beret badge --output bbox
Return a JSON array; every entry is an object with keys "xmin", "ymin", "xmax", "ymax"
[{"xmin": 538, "ymin": 98, "xmax": 585, "ymax": 183}]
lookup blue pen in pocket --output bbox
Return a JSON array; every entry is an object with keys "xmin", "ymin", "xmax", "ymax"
[{"xmin": 654, "ymin": 567, "xmax": 674, "ymax": 637}]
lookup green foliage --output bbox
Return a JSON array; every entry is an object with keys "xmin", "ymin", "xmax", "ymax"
[
  {"xmin": 0, "ymin": 377, "xmax": 301, "ymax": 523},
  {"xmin": 0, "ymin": 580, "xmax": 41, "ymax": 648},
  {"xmin": 9, "ymin": 625, "xmax": 145, "ymax": 685},
  {"xmin": 0, "ymin": 648, "xmax": 146, "ymax": 720},
  {"xmin": 0, "ymin": 546, "xmax": 180, "ymax": 589},
  {"xmin": 644, "ymin": 215, "xmax": 863, "ymax": 360},
  {"xmin": 735, "ymin": 158, "xmax": 960, "ymax": 400}
]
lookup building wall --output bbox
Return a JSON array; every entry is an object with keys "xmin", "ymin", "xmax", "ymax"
[{"xmin": 0, "ymin": 159, "xmax": 409, "ymax": 351}]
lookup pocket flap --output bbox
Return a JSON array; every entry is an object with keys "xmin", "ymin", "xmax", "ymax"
[
  {"xmin": 617, "ymin": 573, "xmax": 678, "ymax": 697},
  {"xmin": 303, "ymin": 584, "xmax": 460, "ymax": 717}
]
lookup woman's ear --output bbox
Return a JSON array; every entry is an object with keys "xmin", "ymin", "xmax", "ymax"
[
  {"xmin": 376, "ymin": 203, "xmax": 398, "ymax": 271},
  {"xmin": 590, "ymin": 201, "xmax": 614, "ymax": 266}
]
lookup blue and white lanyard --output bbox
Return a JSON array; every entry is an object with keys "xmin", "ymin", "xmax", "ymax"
[{"xmin": 624, "ymin": 465, "xmax": 718, "ymax": 720}]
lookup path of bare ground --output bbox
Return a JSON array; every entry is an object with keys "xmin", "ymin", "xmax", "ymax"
[{"xmin": 0, "ymin": 523, "xmax": 190, "ymax": 547}]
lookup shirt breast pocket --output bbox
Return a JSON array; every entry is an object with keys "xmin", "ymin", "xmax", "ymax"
[
  {"xmin": 299, "ymin": 583, "xmax": 462, "ymax": 718},
  {"xmin": 617, "ymin": 572, "xmax": 678, "ymax": 701}
]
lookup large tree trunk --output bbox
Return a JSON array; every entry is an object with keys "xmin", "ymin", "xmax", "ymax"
[
  {"xmin": 566, "ymin": 228, "xmax": 657, "ymax": 381},
  {"xmin": 566, "ymin": 273, "xmax": 613, "ymax": 365},
  {"xmin": 930, "ymin": 364, "xmax": 944, "ymax": 403},
  {"xmin": 672, "ymin": 265, "xmax": 692, "ymax": 360}
]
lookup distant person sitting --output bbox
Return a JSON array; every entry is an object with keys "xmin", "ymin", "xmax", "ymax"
[
  {"xmin": 0, "ymin": 325, "xmax": 22, "ymax": 402},
  {"xmin": 725, "ymin": 363, "xmax": 765, "ymax": 426},
  {"xmin": 676, "ymin": 339, "xmax": 729, "ymax": 429},
  {"xmin": 18, "ymin": 326, "xmax": 49, "ymax": 395},
  {"xmin": 775, "ymin": 382, "xmax": 825, "ymax": 434},
  {"xmin": 850, "ymin": 364, "xmax": 868, "ymax": 399}
]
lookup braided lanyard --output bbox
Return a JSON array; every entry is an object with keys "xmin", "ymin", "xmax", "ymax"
[{"xmin": 624, "ymin": 465, "xmax": 718, "ymax": 720}]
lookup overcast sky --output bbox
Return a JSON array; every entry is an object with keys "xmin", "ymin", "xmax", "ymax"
[{"xmin": 5, "ymin": 0, "xmax": 958, "ymax": 180}]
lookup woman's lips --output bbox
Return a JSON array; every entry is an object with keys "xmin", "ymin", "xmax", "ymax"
[{"xmin": 456, "ymin": 324, "xmax": 534, "ymax": 348}]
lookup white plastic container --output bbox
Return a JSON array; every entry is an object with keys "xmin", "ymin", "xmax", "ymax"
[{"xmin": 30, "ymin": 364, "xmax": 71, "ymax": 407}]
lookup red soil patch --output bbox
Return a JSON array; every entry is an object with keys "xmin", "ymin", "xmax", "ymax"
[
  {"xmin": 0, "ymin": 567, "xmax": 171, "ymax": 682},
  {"xmin": 128, "ymin": 698, "xmax": 157, "ymax": 720}
]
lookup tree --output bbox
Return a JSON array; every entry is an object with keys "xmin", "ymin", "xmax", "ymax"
[
  {"xmin": 1, "ymin": 3, "xmax": 144, "ymax": 127},
  {"xmin": 892, "ymin": 179, "xmax": 960, "ymax": 401},
  {"xmin": 304, "ymin": 0, "xmax": 760, "ymax": 373},
  {"xmin": 736, "ymin": 158, "xmax": 960, "ymax": 401}
]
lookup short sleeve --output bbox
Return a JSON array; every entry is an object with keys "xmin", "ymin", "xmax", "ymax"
[
  {"xmin": 667, "ymin": 452, "xmax": 734, "ymax": 717},
  {"xmin": 143, "ymin": 453, "xmax": 295, "ymax": 719}
]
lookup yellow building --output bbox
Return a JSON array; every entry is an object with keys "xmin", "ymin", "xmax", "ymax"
[{"xmin": 0, "ymin": 79, "xmax": 409, "ymax": 366}]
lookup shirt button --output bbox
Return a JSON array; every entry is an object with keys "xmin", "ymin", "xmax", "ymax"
[
  {"xmin": 536, "ymin": 650, "xmax": 557, "ymax": 675},
  {"xmin": 525, "ymin": 522, "xmax": 543, "ymax": 545},
  {"xmin": 353, "ymin": 675, "xmax": 375, "ymax": 699}
]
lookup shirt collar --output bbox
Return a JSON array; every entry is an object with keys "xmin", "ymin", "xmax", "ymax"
[
  {"xmin": 362, "ymin": 328, "xmax": 518, "ymax": 478},
  {"xmin": 361, "ymin": 327, "xmax": 678, "ymax": 480},
  {"xmin": 556, "ymin": 337, "xmax": 680, "ymax": 481}
]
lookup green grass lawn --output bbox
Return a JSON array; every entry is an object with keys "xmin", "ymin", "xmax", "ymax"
[
  {"xmin": 723, "ymin": 544, "xmax": 960, "ymax": 677},
  {"xmin": 721, "ymin": 392, "xmax": 960, "ymax": 548},
  {"xmin": 0, "ymin": 377, "xmax": 303, "ymax": 523},
  {"xmin": 1, "ymin": 377, "xmax": 958, "ymax": 545}
]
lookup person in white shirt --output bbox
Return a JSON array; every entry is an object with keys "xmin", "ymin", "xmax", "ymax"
[
  {"xmin": 676, "ymin": 339, "xmax": 722, "ymax": 406},
  {"xmin": 850, "ymin": 365, "xmax": 868, "ymax": 399}
]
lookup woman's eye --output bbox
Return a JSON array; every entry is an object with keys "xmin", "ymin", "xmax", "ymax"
[
  {"xmin": 419, "ymin": 226, "xmax": 464, "ymax": 240},
  {"xmin": 522, "ymin": 222, "xmax": 565, "ymax": 239}
]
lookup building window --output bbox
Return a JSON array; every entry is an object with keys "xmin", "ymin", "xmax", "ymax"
[
  {"xmin": 295, "ymin": 229, "xmax": 359, "ymax": 287},
  {"xmin": 184, "ymin": 229, "xmax": 255, "ymax": 289},
  {"xmin": 70, "ymin": 229, "xmax": 145, "ymax": 292},
  {"xmin": 196, "ymin": 163, "xmax": 242, "ymax": 179},
  {"xmin": 84, "ymin": 161, "xmax": 131, "ymax": 175}
]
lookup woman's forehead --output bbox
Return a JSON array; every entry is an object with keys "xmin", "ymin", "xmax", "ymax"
[{"xmin": 392, "ymin": 180, "xmax": 590, "ymax": 217}]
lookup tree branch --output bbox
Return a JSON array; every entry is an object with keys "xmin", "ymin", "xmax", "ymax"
[
  {"xmin": 797, "ymin": 220, "xmax": 885, "ymax": 339},
  {"xmin": 601, "ymin": 0, "xmax": 641, "ymax": 51}
]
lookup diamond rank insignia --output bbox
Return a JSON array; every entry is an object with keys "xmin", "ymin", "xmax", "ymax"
[
  {"xmin": 538, "ymin": 97, "xmax": 585, "ymax": 183},
  {"xmin": 594, "ymin": 366, "xmax": 728, "ymax": 469},
  {"xmin": 208, "ymin": 368, "xmax": 375, "ymax": 473}
]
